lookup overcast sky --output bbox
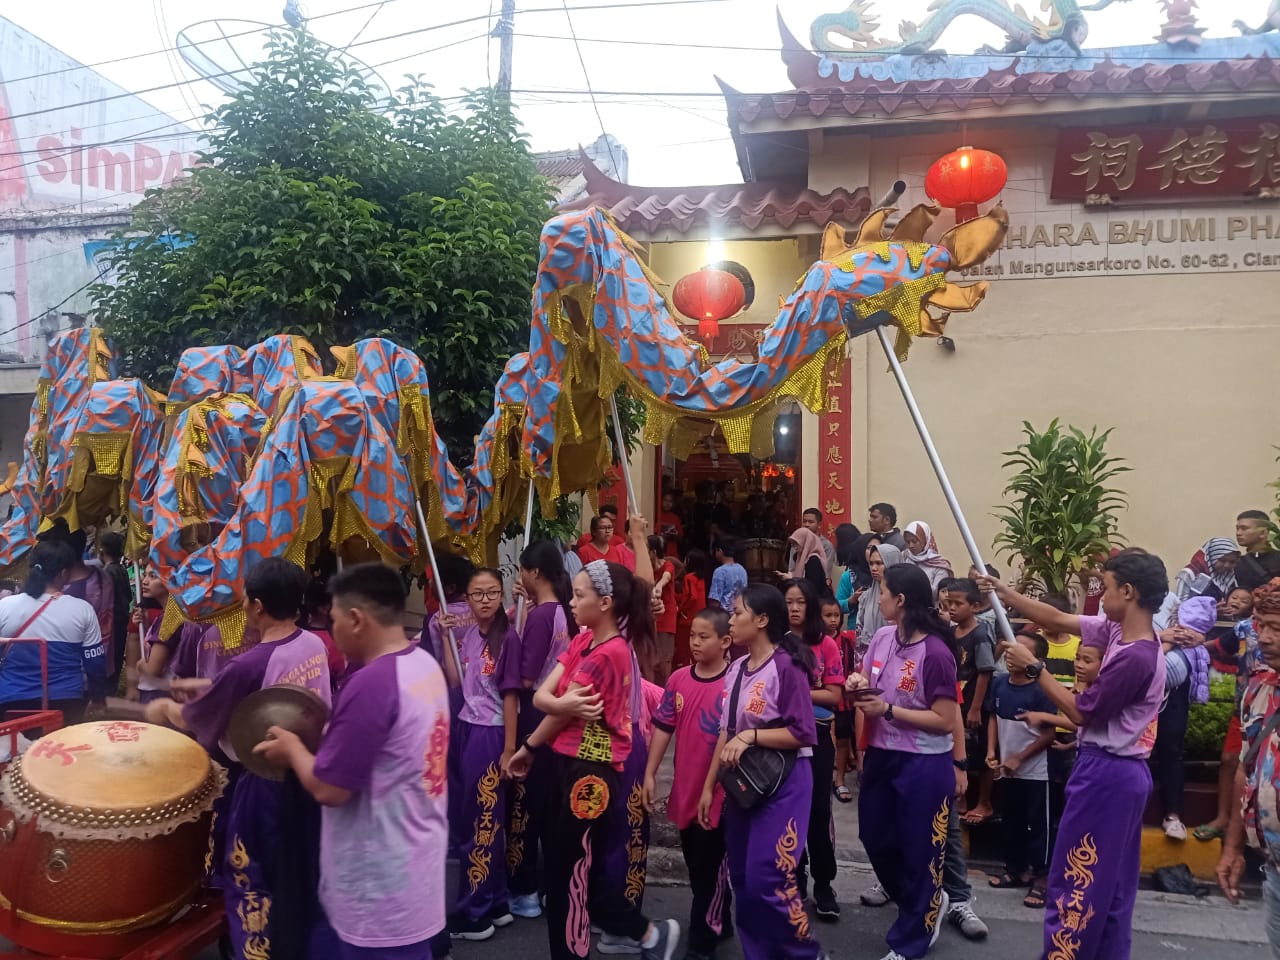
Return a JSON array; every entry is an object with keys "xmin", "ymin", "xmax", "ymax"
[{"xmin": 5, "ymin": 0, "xmax": 1253, "ymax": 185}]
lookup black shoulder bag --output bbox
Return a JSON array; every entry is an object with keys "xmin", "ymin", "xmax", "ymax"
[{"xmin": 717, "ymin": 662, "xmax": 797, "ymax": 810}]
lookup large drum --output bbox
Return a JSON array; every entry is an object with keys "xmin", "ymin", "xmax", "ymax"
[
  {"xmin": 742, "ymin": 537, "xmax": 788, "ymax": 582},
  {"xmin": 0, "ymin": 721, "xmax": 226, "ymax": 958}
]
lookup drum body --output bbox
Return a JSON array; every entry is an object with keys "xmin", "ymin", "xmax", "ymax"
[
  {"xmin": 742, "ymin": 537, "xmax": 787, "ymax": 582},
  {"xmin": 0, "ymin": 721, "xmax": 225, "ymax": 958}
]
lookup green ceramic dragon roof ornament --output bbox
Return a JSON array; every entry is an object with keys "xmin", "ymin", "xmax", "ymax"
[{"xmin": 811, "ymin": 0, "xmax": 1127, "ymax": 59}]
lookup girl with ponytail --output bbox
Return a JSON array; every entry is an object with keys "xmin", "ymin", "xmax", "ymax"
[
  {"xmin": 697, "ymin": 583, "xmax": 825, "ymax": 960},
  {"xmin": 0, "ymin": 540, "xmax": 107, "ymax": 728},
  {"xmin": 505, "ymin": 541, "xmax": 578, "ymax": 915},
  {"xmin": 781, "ymin": 578, "xmax": 846, "ymax": 922},
  {"xmin": 502, "ymin": 560, "xmax": 678, "ymax": 960},
  {"xmin": 846, "ymin": 563, "xmax": 960, "ymax": 960}
]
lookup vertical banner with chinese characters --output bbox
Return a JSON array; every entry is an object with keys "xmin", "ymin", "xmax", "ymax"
[{"xmin": 818, "ymin": 353, "xmax": 854, "ymax": 539}]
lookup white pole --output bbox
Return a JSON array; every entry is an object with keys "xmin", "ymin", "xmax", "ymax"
[
  {"xmin": 514, "ymin": 479, "xmax": 536, "ymax": 631},
  {"xmin": 414, "ymin": 498, "xmax": 465, "ymax": 681},
  {"xmin": 608, "ymin": 395, "xmax": 640, "ymax": 517},
  {"xmin": 873, "ymin": 325, "xmax": 1017, "ymax": 645}
]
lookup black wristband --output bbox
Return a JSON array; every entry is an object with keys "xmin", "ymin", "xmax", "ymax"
[{"xmin": 953, "ymin": 759, "xmax": 967, "ymax": 771}]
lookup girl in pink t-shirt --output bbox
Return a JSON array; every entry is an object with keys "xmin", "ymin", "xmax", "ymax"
[
  {"xmin": 644, "ymin": 607, "xmax": 732, "ymax": 958},
  {"xmin": 503, "ymin": 561, "xmax": 679, "ymax": 960}
]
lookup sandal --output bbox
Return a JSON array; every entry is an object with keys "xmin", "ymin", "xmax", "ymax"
[
  {"xmin": 988, "ymin": 873, "xmax": 1029, "ymax": 889},
  {"xmin": 834, "ymin": 784, "xmax": 853, "ymax": 803},
  {"xmin": 1024, "ymin": 883, "xmax": 1047, "ymax": 908},
  {"xmin": 1192, "ymin": 824, "xmax": 1224, "ymax": 842}
]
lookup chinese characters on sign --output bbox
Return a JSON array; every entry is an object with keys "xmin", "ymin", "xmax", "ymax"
[
  {"xmin": 818, "ymin": 354, "xmax": 853, "ymax": 536},
  {"xmin": 1051, "ymin": 120, "xmax": 1280, "ymax": 202}
]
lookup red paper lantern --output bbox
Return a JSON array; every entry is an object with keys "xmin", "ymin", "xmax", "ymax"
[
  {"xmin": 673, "ymin": 268, "xmax": 746, "ymax": 339},
  {"xmin": 925, "ymin": 146, "xmax": 1008, "ymax": 224}
]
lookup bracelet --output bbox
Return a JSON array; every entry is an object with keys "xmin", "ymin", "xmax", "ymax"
[
  {"xmin": 754, "ymin": 729, "xmax": 759, "ymax": 745},
  {"xmin": 521, "ymin": 737, "xmax": 536, "ymax": 753}
]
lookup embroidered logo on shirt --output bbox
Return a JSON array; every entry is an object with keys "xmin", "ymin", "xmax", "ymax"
[
  {"xmin": 675, "ymin": 692, "xmax": 685, "ymax": 713},
  {"xmin": 745, "ymin": 681, "xmax": 767, "ymax": 716},
  {"xmin": 569, "ymin": 775, "xmax": 610, "ymax": 821},
  {"xmin": 898, "ymin": 659, "xmax": 918, "ymax": 694}
]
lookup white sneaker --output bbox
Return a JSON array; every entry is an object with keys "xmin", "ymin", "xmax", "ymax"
[
  {"xmin": 1164, "ymin": 816, "xmax": 1188, "ymax": 841},
  {"xmin": 948, "ymin": 899, "xmax": 989, "ymax": 940},
  {"xmin": 878, "ymin": 952, "xmax": 908, "ymax": 960},
  {"xmin": 929, "ymin": 890, "xmax": 950, "ymax": 949},
  {"xmin": 597, "ymin": 931, "xmax": 643, "ymax": 955},
  {"xmin": 860, "ymin": 881, "xmax": 891, "ymax": 907}
]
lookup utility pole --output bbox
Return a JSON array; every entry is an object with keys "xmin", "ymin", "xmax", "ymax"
[{"xmin": 495, "ymin": 0, "xmax": 516, "ymax": 96}]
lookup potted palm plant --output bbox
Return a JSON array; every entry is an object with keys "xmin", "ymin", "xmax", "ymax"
[{"xmin": 993, "ymin": 419, "xmax": 1129, "ymax": 606}]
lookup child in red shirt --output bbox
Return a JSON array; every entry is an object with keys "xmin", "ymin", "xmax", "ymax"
[
  {"xmin": 823, "ymin": 596, "xmax": 859, "ymax": 802},
  {"xmin": 504, "ymin": 560, "xmax": 679, "ymax": 960},
  {"xmin": 644, "ymin": 607, "xmax": 733, "ymax": 959}
]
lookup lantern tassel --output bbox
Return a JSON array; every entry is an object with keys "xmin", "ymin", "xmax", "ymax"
[{"xmin": 698, "ymin": 318, "xmax": 720, "ymax": 339}]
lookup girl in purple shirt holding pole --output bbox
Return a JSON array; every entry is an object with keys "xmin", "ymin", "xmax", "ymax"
[
  {"xmin": 442, "ymin": 568, "xmax": 522, "ymax": 940},
  {"xmin": 846, "ymin": 563, "xmax": 959, "ymax": 960},
  {"xmin": 988, "ymin": 550, "xmax": 1168, "ymax": 960},
  {"xmin": 699, "ymin": 584, "xmax": 826, "ymax": 960}
]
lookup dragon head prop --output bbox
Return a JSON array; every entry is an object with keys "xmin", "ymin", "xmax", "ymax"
[{"xmin": 816, "ymin": 202, "xmax": 1008, "ymax": 359}]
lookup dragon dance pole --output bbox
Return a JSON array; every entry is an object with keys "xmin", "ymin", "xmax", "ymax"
[
  {"xmin": 514, "ymin": 479, "xmax": 536, "ymax": 631},
  {"xmin": 608, "ymin": 395, "xmax": 640, "ymax": 518},
  {"xmin": 414, "ymin": 498, "xmax": 465, "ymax": 682},
  {"xmin": 873, "ymin": 325, "xmax": 1017, "ymax": 646}
]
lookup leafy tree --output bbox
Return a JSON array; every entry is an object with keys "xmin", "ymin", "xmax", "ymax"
[
  {"xmin": 92, "ymin": 29, "xmax": 553, "ymax": 461},
  {"xmin": 993, "ymin": 419, "xmax": 1129, "ymax": 600}
]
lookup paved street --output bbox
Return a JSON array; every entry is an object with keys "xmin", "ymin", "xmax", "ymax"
[{"xmin": 451, "ymin": 860, "xmax": 1270, "ymax": 959}]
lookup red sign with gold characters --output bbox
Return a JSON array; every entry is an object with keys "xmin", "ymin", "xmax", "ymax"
[
  {"xmin": 1051, "ymin": 119, "xmax": 1280, "ymax": 202},
  {"xmin": 818, "ymin": 353, "xmax": 853, "ymax": 538}
]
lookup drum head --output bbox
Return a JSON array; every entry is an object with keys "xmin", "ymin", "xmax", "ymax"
[
  {"xmin": 229, "ymin": 684, "xmax": 329, "ymax": 781},
  {"xmin": 20, "ymin": 722, "xmax": 211, "ymax": 813}
]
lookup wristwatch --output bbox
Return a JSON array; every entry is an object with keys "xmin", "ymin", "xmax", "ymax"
[
  {"xmin": 1024, "ymin": 660, "xmax": 1047, "ymax": 681},
  {"xmin": 884, "ymin": 704, "xmax": 895, "ymax": 723}
]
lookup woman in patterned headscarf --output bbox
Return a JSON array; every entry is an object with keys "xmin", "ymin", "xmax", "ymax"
[
  {"xmin": 903, "ymin": 521, "xmax": 954, "ymax": 598},
  {"xmin": 1174, "ymin": 537, "xmax": 1241, "ymax": 601}
]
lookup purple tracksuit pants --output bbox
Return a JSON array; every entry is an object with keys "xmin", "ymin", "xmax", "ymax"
[
  {"xmin": 1041, "ymin": 745, "xmax": 1151, "ymax": 960},
  {"xmin": 723, "ymin": 757, "xmax": 824, "ymax": 960},
  {"xmin": 858, "ymin": 748, "xmax": 953, "ymax": 960}
]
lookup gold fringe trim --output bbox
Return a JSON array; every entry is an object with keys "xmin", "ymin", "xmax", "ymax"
[{"xmin": 0, "ymin": 884, "xmax": 199, "ymax": 934}]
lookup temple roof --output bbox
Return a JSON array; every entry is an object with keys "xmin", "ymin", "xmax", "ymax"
[{"xmin": 558, "ymin": 154, "xmax": 871, "ymax": 240}]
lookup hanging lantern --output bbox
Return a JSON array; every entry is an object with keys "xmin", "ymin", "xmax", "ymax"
[
  {"xmin": 673, "ymin": 268, "xmax": 746, "ymax": 339},
  {"xmin": 925, "ymin": 146, "xmax": 1008, "ymax": 224}
]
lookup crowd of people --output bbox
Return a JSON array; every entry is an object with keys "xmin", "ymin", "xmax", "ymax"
[{"xmin": 1, "ymin": 501, "xmax": 1280, "ymax": 960}]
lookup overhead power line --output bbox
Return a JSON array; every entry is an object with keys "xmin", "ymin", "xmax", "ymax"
[{"xmin": 2, "ymin": 0, "xmax": 728, "ymax": 90}]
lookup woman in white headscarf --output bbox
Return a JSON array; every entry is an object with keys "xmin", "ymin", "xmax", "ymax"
[{"xmin": 903, "ymin": 520, "xmax": 954, "ymax": 597}]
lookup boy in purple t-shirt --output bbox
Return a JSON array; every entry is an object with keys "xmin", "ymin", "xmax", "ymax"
[
  {"xmin": 146, "ymin": 557, "xmax": 333, "ymax": 960},
  {"xmin": 990, "ymin": 550, "xmax": 1169, "ymax": 960},
  {"xmin": 256, "ymin": 563, "xmax": 451, "ymax": 960},
  {"xmin": 644, "ymin": 607, "xmax": 733, "ymax": 959}
]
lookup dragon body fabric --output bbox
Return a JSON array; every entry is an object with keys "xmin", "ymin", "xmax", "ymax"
[{"xmin": 0, "ymin": 204, "xmax": 1005, "ymax": 639}]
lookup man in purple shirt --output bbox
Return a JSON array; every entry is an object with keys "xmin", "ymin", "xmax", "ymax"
[
  {"xmin": 146, "ymin": 557, "xmax": 333, "ymax": 960},
  {"xmin": 256, "ymin": 563, "xmax": 451, "ymax": 960},
  {"xmin": 985, "ymin": 550, "xmax": 1168, "ymax": 960}
]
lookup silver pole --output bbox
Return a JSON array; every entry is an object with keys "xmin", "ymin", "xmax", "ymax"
[
  {"xmin": 608, "ymin": 395, "xmax": 640, "ymax": 517},
  {"xmin": 414, "ymin": 498, "xmax": 465, "ymax": 681},
  {"xmin": 514, "ymin": 478, "xmax": 536, "ymax": 631},
  {"xmin": 874, "ymin": 325, "xmax": 1017, "ymax": 644}
]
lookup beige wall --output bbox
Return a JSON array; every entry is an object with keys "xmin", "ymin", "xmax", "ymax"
[{"xmin": 824, "ymin": 125, "xmax": 1280, "ymax": 576}]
